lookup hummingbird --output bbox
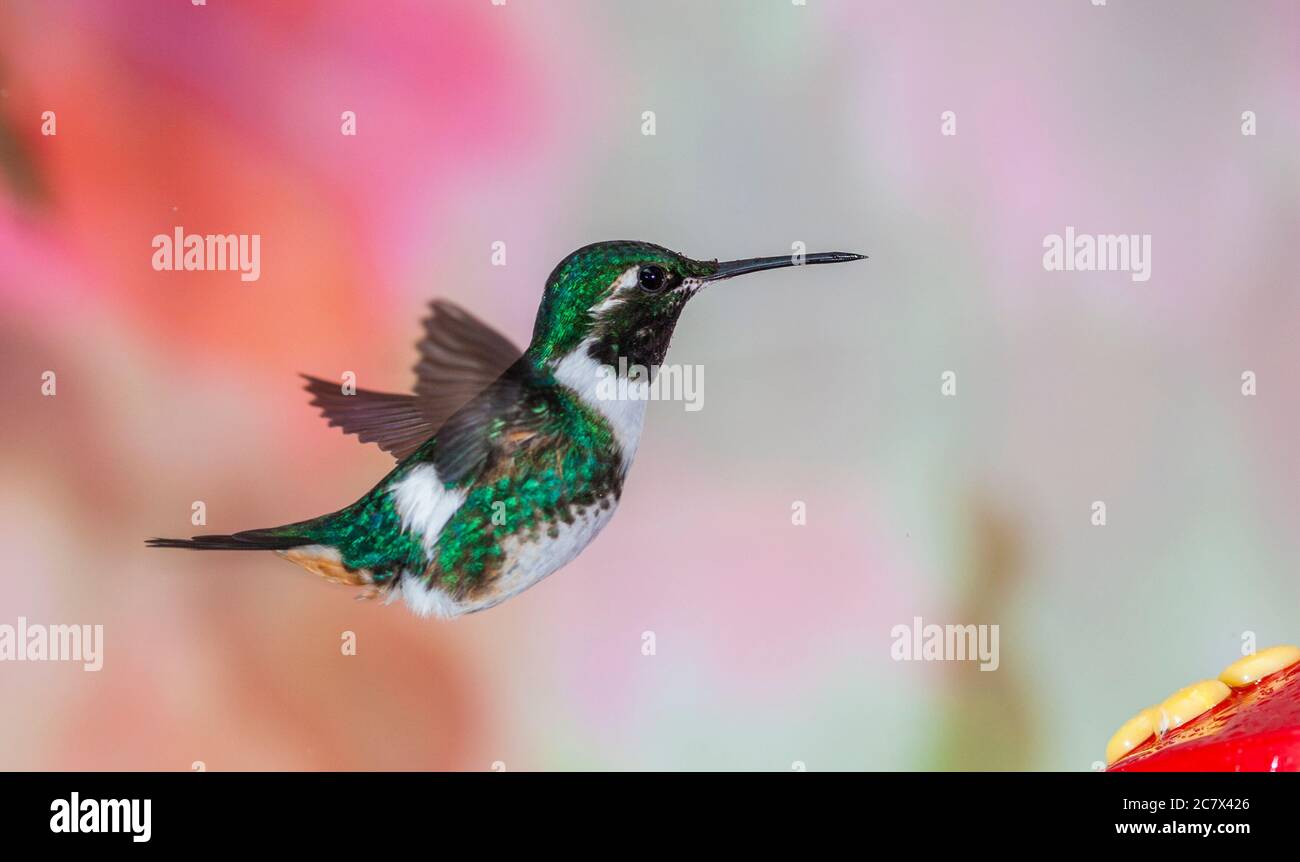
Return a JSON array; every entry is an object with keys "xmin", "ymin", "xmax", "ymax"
[{"xmin": 148, "ymin": 242, "xmax": 865, "ymax": 617}]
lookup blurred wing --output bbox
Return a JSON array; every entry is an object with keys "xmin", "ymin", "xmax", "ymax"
[
  {"xmin": 300, "ymin": 376, "xmax": 432, "ymax": 461},
  {"xmin": 430, "ymin": 359, "xmax": 554, "ymax": 486},
  {"xmin": 302, "ymin": 301, "xmax": 523, "ymax": 461},
  {"xmin": 412, "ymin": 300, "xmax": 522, "ymax": 413}
]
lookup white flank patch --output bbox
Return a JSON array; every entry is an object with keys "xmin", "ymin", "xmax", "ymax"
[
  {"xmin": 553, "ymin": 337, "xmax": 647, "ymax": 468},
  {"xmin": 390, "ymin": 572, "xmax": 465, "ymax": 619},
  {"xmin": 389, "ymin": 463, "xmax": 466, "ymax": 554},
  {"xmin": 386, "ymin": 462, "xmax": 468, "ymax": 618}
]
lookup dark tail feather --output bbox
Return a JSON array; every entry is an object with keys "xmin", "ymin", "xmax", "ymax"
[{"xmin": 146, "ymin": 528, "xmax": 306, "ymax": 552}]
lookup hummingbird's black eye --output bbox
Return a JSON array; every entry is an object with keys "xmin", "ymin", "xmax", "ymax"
[{"xmin": 638, "ymin": 265, "xmax": 667, "ymax": 293}]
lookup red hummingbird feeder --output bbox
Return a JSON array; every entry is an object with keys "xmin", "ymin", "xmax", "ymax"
[{"xmin": 1106, "ymin": 645, "xmax": 1300, "ymax": 772}]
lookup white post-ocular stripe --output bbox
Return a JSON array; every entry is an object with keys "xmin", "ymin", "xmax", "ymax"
[{"xmin": 591, "ymin": 265, "xmax": 641, "ymax": 314}]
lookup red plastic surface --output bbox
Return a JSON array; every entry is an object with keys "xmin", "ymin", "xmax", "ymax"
[{"xmin": 1109, "ymin": 661, "xmax": 1300, "ymax": 772}]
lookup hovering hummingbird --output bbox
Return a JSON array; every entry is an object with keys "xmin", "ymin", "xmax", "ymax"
[{"xmin": 148, "ymin": 242, "xmax": 865, "ymax": 617}]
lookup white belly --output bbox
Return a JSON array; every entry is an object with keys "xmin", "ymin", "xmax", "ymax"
[
  {"xmin": 392, "ymin": 496, "xmax": 620, "ymax": 618},
  {"xmin": 476, "ymin": 497, "xmax": 620, "ymax": 613}
]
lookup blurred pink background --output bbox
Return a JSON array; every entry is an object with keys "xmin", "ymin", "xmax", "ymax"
[{"xmin": 1, "ymin": 0, "xmax": 1297, "ymax": 770}]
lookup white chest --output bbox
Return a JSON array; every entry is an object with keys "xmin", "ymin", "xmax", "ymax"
[{"xmin": 551, "ymin": 339, "xmax": 647, "ymax": 469}]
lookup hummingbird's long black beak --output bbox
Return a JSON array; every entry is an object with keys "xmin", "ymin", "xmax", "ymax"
[{"xmin": 704, "ymin": 251, "xmax": 867, "ymax": 282}]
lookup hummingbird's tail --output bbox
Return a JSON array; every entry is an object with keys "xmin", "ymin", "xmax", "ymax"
[
  {"xmin": 148, "ymin": 522, "xmax": 373, "ymax": 588},
  {"xmin": 145, "ymin": 527, "xmax": 308, "ymax": 551}
]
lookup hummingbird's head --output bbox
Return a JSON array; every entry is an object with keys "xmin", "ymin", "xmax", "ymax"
[{"xmin": 527, "ymin": 240, "xmax": 865, "ymax": 370}]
